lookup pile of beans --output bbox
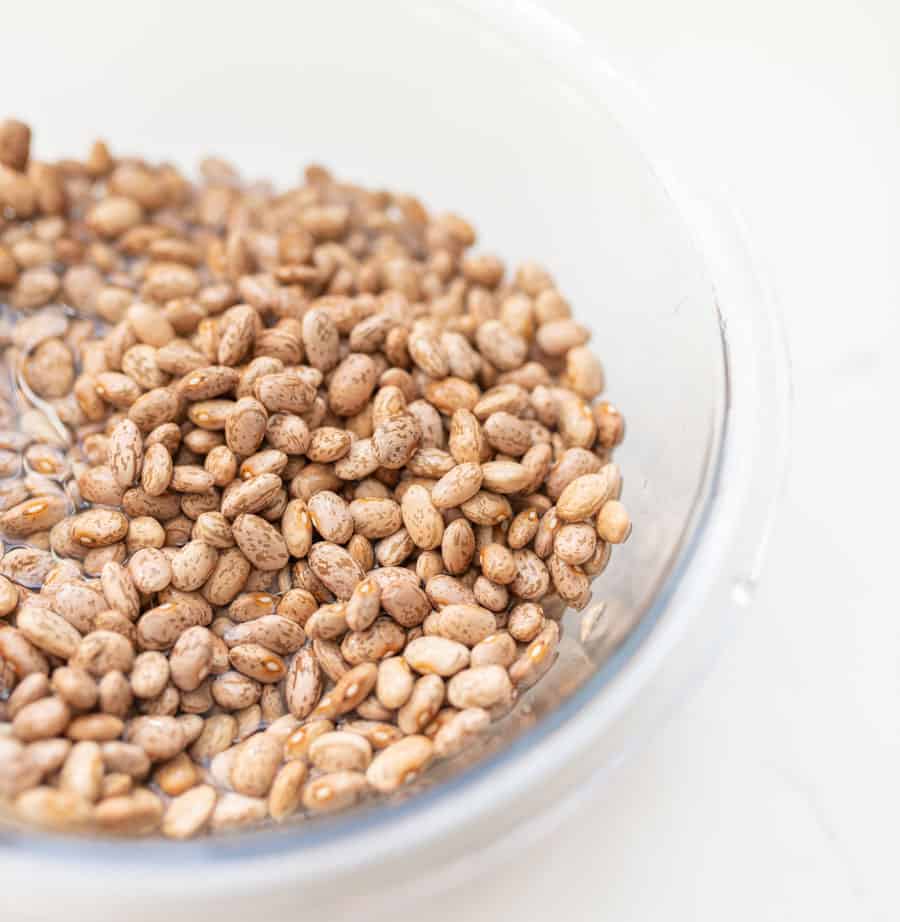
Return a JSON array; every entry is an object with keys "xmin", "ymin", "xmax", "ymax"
[{"xmin": 0, "ymin": 118, "xmax": 629, "ymax": 838}]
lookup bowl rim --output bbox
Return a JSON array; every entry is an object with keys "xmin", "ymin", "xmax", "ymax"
[{"xmin": 0, "ymin": 0, "xmax": 791, "ymax": 893}]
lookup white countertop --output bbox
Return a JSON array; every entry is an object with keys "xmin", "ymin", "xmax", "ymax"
[
  {"xmin": 423, "ymin": 2, "xmax": 900, "ymax": 920},
  {"xmin": 2, "ymin": 3, "xmax": 897, "ymax": 919}
]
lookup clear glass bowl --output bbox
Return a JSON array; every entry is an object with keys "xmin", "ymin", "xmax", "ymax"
[{"xmin": 0, "ymin": 2, "xmax": 789, "ymax": 919}]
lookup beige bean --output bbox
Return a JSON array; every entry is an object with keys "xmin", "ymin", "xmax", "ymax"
[
  {"xmin": 306, "ymin": 426, "xmax": 352, "ymax": 463},
  {"xmin": 107, "ymin": 418, "xmax": 143, "ymax": 489},
  {"xmin": 98, "ymin": 670, "xmax": 133, "ymax": 718},
  {"xmin": 309, "ymin": 730, "xmax": 372, "ymax": 773},
  {"xmin": 595, "ymin": 500, "xmax": 631, "ymax": 543},
  {"xmin": 202, "ymin": 547, "xmax": 251, "ymax": 606},
  {"xmin": 308, "ymin": 542, "xmax": 365, "ymax": 601},
  {"xmin": 374, "ymin": 528, "xmax": 415, "ymax": 567},
  {"xmin": 192, "ymin": 511, "xmax": 235, "ymax": 549},
  {"xmin": 345, "ymin": 497, "xmax": 399, "ymax": 540},
  {"xmin": 447, "ymin": 665, "xmax": 513, "ymax": 710},
  {"xmin": 137, "ymin": 441, "xmax": 173, "ymax": 497},
  {"xmin": 254, "ymin": 372, "xmax": 316, "ymax": 414},
  {"xmin": 69, "ymin": 508, "xmax": 129, "ymax": 549},
  {"xmin": 404, "ymin": 636, "xmax": 470, "ymax": 677},
  {"xmin": 128, "ymin": 715, "xmax": 186, "ymax": 762},
  {"xmin": 375, "ymin": 656, "xmax": 414, "ymax": 711},
  {"xmin": 26, "ymin": 737, "xmax": 72, "ymax": 777},
  {"xmin": 366, "ymin": 735, "xmax": 433, "ymax": 793},
  {"xmin": 441, "ymin": 518, "xmax": 476, "ymax": 575},
  {"xmin": 122, "ymin": 487, "xmax": 182, "ymax": 520},
  {"xmin": 230, "ymin": 513, "xmax": 289, "ymax": 570},
  {"xmin": 338, "ymin": 580, "xmax": 381, "ymax": 636},
  {"xmin": 0, "ymin": 575, "xmax": 18, "ymax": 617},
  {"xmin": 302, "ymin": 770, "xmax": 368, "ymax": 813},
  {"xmin": 305, "ymin": 602, "xmax": 348, "ymax": 641},
  {"xmin": 282, "ymin": 718, "xmax": 334, "ymax": 762},
  {"xmin": 425, "ymin": 575, "xmax": 477, "ymax": 611},
  {"xmin": 72, "ymin": 630, "xmax": 134, "ymax": 677},
  {"xmin": 509, "ymin": 621, "xmax": 560, "ymax": 688},
  {"xmin": 306, "ymin": 490, "xmax": 353, "ymax": 544},
  {"xmin": 429, "ymin": 463, "xmax": 483, "ymax": 510},
  {"xmin": 223, "ymin": 616, "xmax": 305, "ymax": 655},
  {"xmin": 556, "ymin": 472, "xmax": 613, "ymax": 522},
  {"xmin": 211, "ymin": 670, "xmax": 261, "ymax": 711},
  {"xmin": 234, "ymin": 703, "xmax": 262, "ymax": 742},
  {"xmin": 507, "ymin": 602, "xmax": 545, "ymax": 643},
  {"xmin": 284, "ymin": 648, "xmax": 322, "ymax": 719},
  {"xmin": 162, "ymin": 783, "xmax": 217, "ymax": 839},
  {"xmin": 313, "ymin": 663, "xmax": 377, "ymax": 720},
  {"xmin": 7, "ymin": 673, "xmax": 50, "ymax": 718},
  {"xmin": 180, "ymin": 678, "xmax": 214, "ymax": 714},
  {"xmin": 169, "ymin": 626, "xmax": 214, "ymax": 691},
  {"xmin": 480, "ymin": 460, "xmax": 530, "ymax": 494},
  {"xmin": 473, "ymin": 575, "xmax": 508, "ymax": 612},
  {"xmin": 59, "ymin": 740, "xmax": 104, "ymax": 802},
  {"xmin": 300, "ymin": 305, "xmax": 340, "ymax": 370},
  {"xmin": 0, "ymin": 495, "xmax": 69, "ymax": 540},
  {"xmin": 228, "ymin": 643, "xmax": 286, "ymax": 684},
  {"xmin": 266, "ymin": 413, "xmax": 311, "ymax": 455},
  {"xmin": 16, "ymin": 606, "xmax": 82, "ymax": 659},
  {"xmin": 230, "ymin": 732, "xmax": 281, "ymax": 796},
  {"xmin": 548, "ymin": 554, "xmax": 590, "ymax": 603},
  {"xmin": 223, "ymin": 396, "xmax": 268, "ymax": 456},
  {"xmin": 101, "ymin": 772, "xmax": 134, "ymax": 799},
  {"xmin": 204, "ymin": 444, "xmax": 238, "ymax": 486},
  {"xmin": 341, "ymin": 720, "xmax": 403, "ymax": 751},
  {"xmin": 12, "ymin": 696, "xmax": 70, "ymax": 742},
  {"xmin": 131, "ymin": 651, "xmax": 170, "ymax": 699},
  {"xmin": 400, "ymin": 484, "xmax": 444, "ymax": 550},
  {"xmin": 169, "ymin": 540, "xmax": 218, "ymax": 592},
  {"xmin": 460, "ymin": 491, "xmax": 512, "ymax": 526},
  {"xmin": 510, "ymin": 549, "xmax": 551, "ymax": 601},
  {"xmin": 397, "ymin": 674, "xmax": 445, "ymax": 735},
  {"xmin": 15, "ymin": 786, "xmax": 94, "ymax": 831},
  {"xmin": 278, "ymin": 500, "xmax": 311, "ymax": 561},
  {"xmin": 67, "ymin": 712, "xmax": 124, "ymax": 741},
  {"xmin": 545, "ymin": 447, "xmax": 603, "ymax": 500},
  {"xmin": 433, "ymin": 707, "xmax": 490, "ymax": 759},
  {"xmin": 153, "ymin": 751, "xmax": 200, "ymax": 796},
  {"xmin": 340, "ymin": 617, "xmax": 406, "ymax": 665},
  {"xmin": 128, "ymin": 387, "xmax": 180, "ymax": 433},
  {"xmin": 100, "ymin": 560, "xmax": 140, "ymax": 621},
  {"xmin": 210, "ymin": 791, "xmax": 267, "ymax": 830},
  {"xmin": 128, "ymin": 547, "xmax": 172, "ymax": 593},
  {"xmin": 51, "ymin": 666, "xmax": 98, "ymax": 711},
  {"xmin": 100, "ymin": 741, "xmax": 150, "ymax": 778},
  {"xmin": 557, "ymin": 394, "xmax": 597, "ymax": 449},
  {"xmin": 434, "ymin": 604, "xmax": 496, "ymax": 647},
  {"xmin": 266, "ymin": 760, "xmax": 307, "ymax": 821},
  {"xmin": 554, "ymin": 522, "xmax": 597, "ymax": 565},
  {"xmin": 479, "ymin": 543, "xmax": 517, "ymax": 584},
  {"xmin": 189, "ymin": 714, "xmax": 237, "ymax": 762},
  {"xmin": 367, "ymin": 567, "xmax": 430, "ymax": 628},
  {"xmin": 136, "ymin": 600, "xmax": 210, "ymax": 651},
  {"xmin": 372, "ymin": 414, "xmax": 421, "ymax": 469},
  {"xmin": 0, "ymin": 627, "xmax": 49, "ymax": 678},
  {"xmin": 333, "ymin": 436, "xmax": 380, "ymax": 480},
  {"xmin": 126, "ymin": 515, "xmax": 166, "ymax": 552}
]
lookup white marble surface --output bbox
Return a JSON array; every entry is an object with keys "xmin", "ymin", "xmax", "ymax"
[
  {"xmin": 2, "ymin": 3, "xmax": 897, "ymax": 919},
  {"xmin": 419, "ymin": 2, "xmax": 900, "ymax": 919}
]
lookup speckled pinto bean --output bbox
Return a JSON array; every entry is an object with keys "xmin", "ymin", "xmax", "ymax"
[{"xmin": 0, "ymin": 125, "xmax": 629, "ymax": 837}]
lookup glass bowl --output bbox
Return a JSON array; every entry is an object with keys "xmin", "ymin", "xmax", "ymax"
[{"xmin": 0, "ymin": 1, "xmax": 789, "ymax": 919}]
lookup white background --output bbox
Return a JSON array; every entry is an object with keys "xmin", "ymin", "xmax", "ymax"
[
  {"xmin": 425, "ymin": 2, "xmax": 900, "ymax": 920},
  {"xmin": 3, "ymin": 2, "xmax": 899, "ymax": 919}
]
